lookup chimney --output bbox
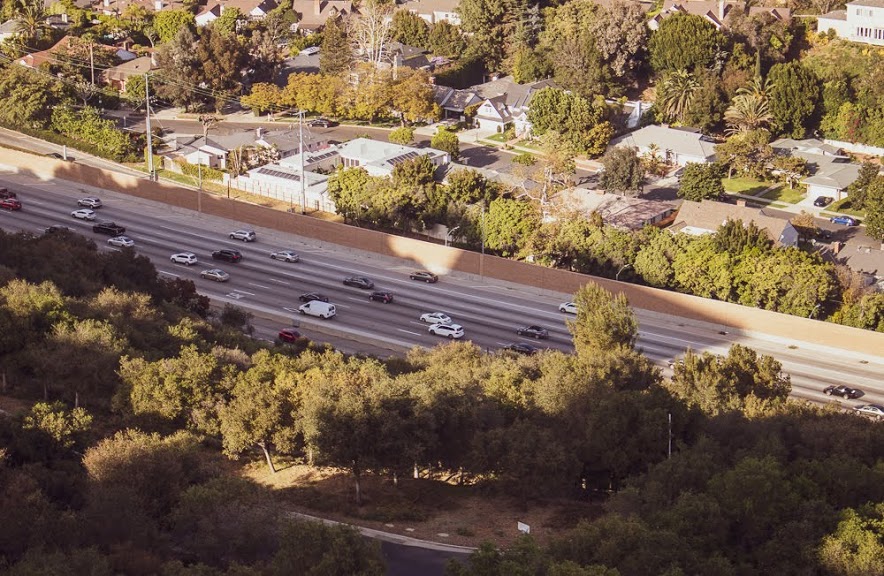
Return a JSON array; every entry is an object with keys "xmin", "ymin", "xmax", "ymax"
[
  {"xmin": 314, "ymin": 0, "xmax": 322, "ymax": 15},
  {"xmin": 718, "ymin": 0, "xmax": 725, "ymax": 22},
  {"xmin": 735, "ymin": 198, "xmax": 746, "ymax": 207},
  {"xmin": 154, "ymin": 0, "xmax": 162, "ymax": 11}
]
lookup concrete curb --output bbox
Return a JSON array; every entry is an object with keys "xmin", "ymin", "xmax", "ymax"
[{"xmin": 286, "ymin": 511, "xmax": 478, "ymax": 554}]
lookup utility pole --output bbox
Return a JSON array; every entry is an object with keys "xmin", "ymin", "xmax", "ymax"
[
  {"xmin": 144, "ymin": 73, "xmax": 154, "ymax": 181},
  {"xmin": 668, "ymin": 412, "xmax": 672, "ymax": 459},
  {"xmin": 479, "ymin": 202, "xmax": 485, "ymax": 278},
  {"xmin": 299, "ymin": 110, "xmax": 306, "ymax": 215},
  {"xmin": 89, "ymin": 40, "xmax": 95, "ymax": 86}
]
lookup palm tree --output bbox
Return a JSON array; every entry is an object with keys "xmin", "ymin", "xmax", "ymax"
[
  {"xmin": 724, "ymin": 76, "xmax": 773, "ymax": 135},
  {"xmin": 14, "ymin": 0, "xmax": 49, "ymax": 47},
  {"xmin": 655, "ymin": 70, "xmax": 699, "ymax": 124}
]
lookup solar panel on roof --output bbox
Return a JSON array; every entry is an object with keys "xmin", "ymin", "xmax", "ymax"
[
  {"xmin": 386, "ymin": 151, "xmax": 421, "ymax": 165},
  {"xmin": 257, "ymin": 167, "xmax": 301, "ymax": 181}
]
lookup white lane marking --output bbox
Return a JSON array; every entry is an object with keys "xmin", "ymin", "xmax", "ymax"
[
  {"xmin": 398, "ymin": 329, "xmax": 422, "ymax": 336},
  {"xmin": 347, "ymin": 296, "xmax": 366, "ymax": 302},
  {"xmin": 249, "ymin": 283, "xmax": 271, "ymax": 289},
  {"xmin": 282, "ymin": 307, "xmax": 300, "ymax": 313},
  {"xmin": 495, "ymin": 342, "xmax": 511, "ymax": 346},
  {"xmin": 233, "ymin": 289, "xmax": 256, "ymax": 295},
  {"xmin": 226, "ymin": 293, "xmax": 245, "ymax": 299},
  {"xmin": 333, "ymin": 303, "xmax": 349, "ymax": 308},
  {"xmin": 158, "ymin": 270, "xmax": 180, "ymax": 278},
  {"xmin": 270, "ymin": 278, "xmax": 290, "ymax": 284}
]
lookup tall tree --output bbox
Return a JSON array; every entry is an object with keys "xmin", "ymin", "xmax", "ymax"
[
  {"xmin": 656, "ymin": 70, "xmax": 700, "ymax": 124},
  {"xmin": 428, "ymin": 20, "xmax": 466, "ymax": 58},
  {"xmin": 483, "ymin": 197, "xmax": 540, "ymax": 257},
  {"xmin": 567, "ymin": 282, "xmax": 638, "ymax": 355},
  {"xmin": 724, "ymin": 76, "xmax": 773, "ymax": 135},
  {"xmin": 677, "ymin": 162, "xmax": 725, "ymax": 201},
  {"xmin": 864, "ymin": 177, "xmax": 884, "ymax": 242},
  {"xmin": 457, "ymin": 0, "xmax": 516, "ymax": 70},
  {"xmin": 600, "ymin": 146, "xmax": 644, "ymax": 195},
  {"xmin": 320, "ymin": 17, "xmax": 351, "ymax": 76},
  {"xmin": 768, "ymin": 62, "xmax": 822, "ymax": 139},
  {"xmin": 390, "ymin": 9, "xmax": 429, "ymax": 48},
  {"xmin": 194, "ymin": 25, "xmax": 248, "ymax": 112},
  {"xmin": 153, "ymin": 9, "xmax": 195, "ymax": 43},
  {"xmin": 349, "ymin": 0, "xmax": 394, "ymax": 68},
  {"xmin": 846, "ymin": 162, "xmax": 879, "ymax": 210},
  {"xmin": 431, "ymin": 127, "xmax": 460, "ymax": 160},
  {"xmin": 649, "ymin": 13, "xmax": 725, "ymax": 74}
]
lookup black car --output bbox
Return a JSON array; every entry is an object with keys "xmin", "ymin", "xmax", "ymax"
[
  {"xmin": 516, "ymin": 325, "xmax": 549, "ymax": 339},
  {"xmin": 92, "ymin": 221, "xmax": 125, "ymax": 235},
  {"xmin": 824, "ymin": 385, "xmax": 861, "ymax": 399},
  {"xmin": 0, "ymin": 187, "xmax": 15, "ymax": 199},
  {"xmin": 505, "ymin": 343, "xmax": 539, "ymax": 355},
  {"xmin": 343, "ymin": 276, "xmax": 374, "ymax": 289},
  {"xmin": 308, "ymin": 118, "xmax": 336, "ymax": 128},
  {"xmin": 299, "ymin": 292, "xmax": 329, "ymax": 303},
  {"xmin": 409, "ymin": 271, "xmax": 439, "ymax": 283},
  {"xmin": 368, "ymin": 291, "xmax": 394, "ymax": 303},
  {"xmin": 212, "ymin": 249, "xmax": 243, "ymax": 263},
  {"xmin": 45, "ymin": 225, "xmax": 74, "ymax": 234},
  {"xmin": 814, "ymin": 196, "xmax": 834, "ymax": 207}
]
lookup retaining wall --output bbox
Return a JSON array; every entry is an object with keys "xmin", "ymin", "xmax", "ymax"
[{"xmin": 3, "ymin": 147, "xmax": 883, "ymax": 356}]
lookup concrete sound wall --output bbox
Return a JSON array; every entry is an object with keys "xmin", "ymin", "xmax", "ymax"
[{"xmin": 4, "ymin": 147, "xmax": 884, "ymax": 356}]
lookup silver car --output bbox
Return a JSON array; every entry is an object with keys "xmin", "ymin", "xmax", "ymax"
[
  {"xmin": 71, "ymin": 208, "xmax": 96, "ymax": 220},
  {"xmin": 270, "ymin": 250, "xmax": 300, "ymax": 262},
  {"xmin": 855, "ymin": 404, "xmax": 884, "ymax": 420},
  {"xmin": 107, "ymin": 235, "xmax": 134, "ymax": 247},
  {"xmin": 170, "ymin": 252, "xmax": 198, "ymax": 266},
  {"xmin": 428, "ymin": 323, "xmax": 464, "ymax": 339},
  {"xmin": 229, "ymin": 229, "xmax": 256, "ymax": 242},
  {"xmin": 78, "ymin": 197, "xmax": 102, "ymax": 208},
  {"xmin": 420, "ymin": 312, "xmax": 452, "ymax": 324},
  {"xmin": 558, "ymin": 302, "xmax": 577, "ymax": 314},
  {"xmin": 200, "ymin": 268, "xmax": 230, "ymax": 282}
]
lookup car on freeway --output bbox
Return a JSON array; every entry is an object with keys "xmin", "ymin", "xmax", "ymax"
[
  {"xmin": 107, "ymin": 235, "xmax": 134, "ymax": 247},
  {"xmin": 212, "ymin": 248, "xmax": 243, "ymax": 263},
  {"xmin": 504, "ymin": 342, "xmax": 539, "ymax": 355},
  {"xmin": 308, "ymin": 118, "xmax": 336, "ymax": 128},
  {"xmin": 429, "ymin": 323, "xmax": 464, "ymax": 339},
  {"xmin": 343, "ymin": 276, "xmax": 374, "ymax": 289},
  {"xmin": 71, "ymin": 208, "xmax": 96, "ymax": 220},
  {"xmin": 45, "ymin": 225, "xmax": 74, "ymax": 234},
  {"xmin": 0, "ymin": 187, "xmax": 16, "ymax": 199},
  {"xmin": 0, "ymin": 198, "xmax": 22, "ymax": 211},
  {"xmin": 78, "ymin": 197, "xmax": 102, "ymax": 208},
  {"xmin": 368, "ymin": 291, "xmax": 394, "ymax": 303},
  {"xmin": 270, "ymin": 250, "xmax": 300, "ymax": 262},
  {"xmin": 420, "ymin": 312, "xmax": 452, "ymax": 324},
  {"xmin": 668, "ymin": 358, "xmax": 684, "ymax": 370},
  {"xmin": 824, "ymin": 385, "xmax": 861, "ymax": 399},
  {"xmin": 559, "ymin": 302, "xmax": 577, "ymax": 314},
  {"xmin": 229, "ymin": 229, "xmax": 256, "ymax": 242},
  {"xmin": 830, "ymin": 215, "xmax": 858, "ymax": 226},
  {"xmin": 170, "ymin": 252, "xmax": 198, "ymax": 266},
  {"xmin": 813, "ymin": 196, "xmax": 833, "ymax": 207},
  {"xmin": 200, "ymin": 268, "xmax": 230, "ymax": 282},
  {"xmin": 854, "ymin": 404, "xmax": 884, "ymax": 420},
  {"xmin": 93, "ymin": 221, "xmax": 125, "ymax": 235},
  {"xmin": 517, "ymin": 325, "xmax": 549, "ymax": 339},
  {"xmin": 278, "ymin": 328, "xmax": 301, "ymax": 343},
  {"xmin": 299, "ymin": 292, "xmax": 329, "ymax": 303},
  {"xmin": 409, "ymin": 270, "xmax": 438, "ymax": 283}
]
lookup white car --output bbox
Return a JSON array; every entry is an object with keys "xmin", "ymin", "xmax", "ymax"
[
  {"xmin": 107, "ymin": 235, "xmax": 134, "ymax": 247},
  {"xmin": 200, "ymin": 268, "xmax": 230, "ymax": 282},
  {"xmin": 78, "ymin": 197, "xmax": 102, "ymax": 208},
  {"xmin": 170, "ymin": 252, "xmax": 198, "ymax": 266},
  {"xmin": 270, "ymin": 250, "xmax": 300, "ymax": 262},
  {"xmin": 71, "ymin": 208, "xmax": 96, "ymax": 220},
  {"xmin": 559, "ymin": 302, "xmax": 578, "ymax": 314},
  {"xmin": 428, "ymin": 323, "xmax": 464, "ymax": 339},
  {"xmin": 229, "ymin": 229, "xmax": 256, "ymax": 242},
  {"xmin": 855, "ymin": 404, "xmax": 884, "ymax": 420},
  {"xmin": 420, "ymin": 312, "xmax": 452, "ymax": 325}
]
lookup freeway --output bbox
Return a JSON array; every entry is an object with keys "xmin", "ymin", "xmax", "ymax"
[{"xmin": 1, "ymin": 172, "xmax": 883, "ymax": 413}]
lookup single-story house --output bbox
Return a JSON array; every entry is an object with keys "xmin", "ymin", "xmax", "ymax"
[
  {"xmin": 103, "ymin": 56, "xmax": 156, "ymax": 92},
  {"xmin": 470, "ymin": 75, "xmax": 558, "ymax": 136},
  {"xmin": 196, "ymin": 0, "xmax": 278, "ymax": 26},
  {"xmin": 671, "ymin": 199, "xmax": 799, "ymax": 247},
  {"xmin": 553, "ymin": 187, "xmax": 677, "ymax": 231},
  {"xmin": 290, "ymin": 0, "xmax": 356, "ymax": 33},
  {"xmin": 770, "ymin": 138, "xmax": 862, "ymax": 200},
  {"xmin": 333, "ymin": 137, "xmax": 449, "ymax": 176},
  {"xmin": 171, "ymin": 128, "xmax": 321, "ymax": 170},
  {"xmin": 0, "ymin": 20, "xmax": 18, "ymax": 43},
  {"xmin": 397, "ymin": 0, "xmax": 461, "ymax": 25},
  {"xmin": 432, "ymin": 85, "xmax": 483, "ymax": 120},
  {"xmin": 610, "ymin": 125, "xmax": 718, "ymax": 166}
]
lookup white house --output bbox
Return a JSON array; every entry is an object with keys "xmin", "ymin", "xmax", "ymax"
[
  {"xmin": 397, "ymin": 0, "xmax": 461, "ymax": 25},
  {"xmin": 610, "ymin": 125, "xmax": 718, "ymax": 166},
  {"xmin": 196, "ymin": 0, "xmax": 279, "ymax": 26},
  {"xmin": 818, "ymin": 0, "xmax": 884, "ymax": 46},
  {"xmin": 671, "ymin": 200, "xmax": 799, "ymax": 247},
  {"xmin": 770, "ymin": 138, "xmax": 863, "ymax": 201},
  {"xmin": 471, "ymin": 76, "xmax": 557, "ymax": 136},
  {"xmin": 0, "ymin": 20, "xmax": 18, "ymax": 43}
]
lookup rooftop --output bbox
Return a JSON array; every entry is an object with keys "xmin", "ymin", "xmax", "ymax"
[
  {"xmin": 611, "ymin": 125, "xmax": 718, "ymax": 159},
  {"xmin": 672, "ymin": 200, "xmax": 793, "ymax": 245}
]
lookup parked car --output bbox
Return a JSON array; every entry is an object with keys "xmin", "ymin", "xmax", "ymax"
[
  {"xmin": 298, "ymin": 300, "xmax": 336, "ymax": 319},
  {"xmin": 0, "ymin": 198, "xmax": 22, "ymax": 211},
  {"xmin": 270, "ymin": 250, "xmax": 300, "ymax": 263},
  {"xmin": 830, "ymin": 215, "xmax": 858, "ymax": 226},
  {"xmin": 229, "ymin": 229, "xmax": 256, "ymax": 242},
  {"xmin": 504, "ymin": 342, "xmax": 539, "ymax": 355},
  {"xmin": 278, "ymin": 328, "xmax": 301, "ymax": 343},
  {"xmin": 93, "ymin": 221, "xmax": 125, "ymax": 235},
  {"xmin": 429, "ymin": 323, "xmax": 464, "ymax": 339},
  {"xmin": 107, "ymin": 235, "xmax": 134, "ymax": 247},
  {"xmin": 420, "ymin": 312, "xmax": 452, "ymax": 324},
  {"xmin": 0, "ymin": 187, "xmax": 16, "ymax": 199},
  {"xmin": 824, "ymin": 385, "xmax": 861, "ymax": 399},
  {"xmin": 517, "ymin": 325, "xmax": 549, "ymax": 339},
  {"xmin": 170, "ymin": 252, "xmax": 198, "ymax": 266},
  {"xmin": 212, "ymin": 249, "xmax": 243, "ymax": 263},
  {"xmin": 343, "ymin": 276, "xmax": 374, "ymax": 289},
  {"xmin": 78, "ymin": 197, "xmax": 102, "ymax": 208},
  {"xmin": 559, "ymin": 302, "xmax": 578, "ymax": 314},
  {"xmin": 308, "ymin": 118, "xmax": 336, "ymax": 128},
  {"xmin": 299, "ymin": 46, "xmax": 320, "ymax": 56},
  {"xmin": 200, "ymin": 268, "xmax": 230, "ymax": 282},
  {"xmin": 813, "ymin": 196, "xmax": 834, "ymax": 207},
  {"xmin": 299, "ymin": 292, "xmax": 329, "ymax": 303},
  {"xmin": 71, "ymin": 208, "xmax": 96, "ymax": 220},
  {"xmin": 409, "ymin": 271, "xmax": 438, "ymax": 283},
  {"xmin": 368, "ymin": 291, "xmax": 394, "ymax": 303},
  {"xmin": 854, "ymin": 404, "xmax": 884, "ymax": 420}
]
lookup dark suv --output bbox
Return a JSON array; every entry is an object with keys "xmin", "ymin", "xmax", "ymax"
[
  {"xmin": 93, "ymin": 221, "xmax": 125, "ymax": 235},
  {"xmin": 212, "ymin": 249, "xmax": 243, "ymax": 263},
  {"xmin": 0, "ymin": 188, "xmax": 16, "ymax": 199}
]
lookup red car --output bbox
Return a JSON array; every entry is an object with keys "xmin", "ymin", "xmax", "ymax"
[
  {"xmin": 278, "ymin": 328, "xmax": 301, "ymax": 343},
  {"xmin": 0, "ymin": 198, "xmax": 22, "ymax": 211}
]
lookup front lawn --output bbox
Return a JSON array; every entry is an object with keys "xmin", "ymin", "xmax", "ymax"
[
  {"xmin": 722, "ymin": 177, "xmax": 771, "ymax": 196},
  {"xmin": 759, "ymin": 185, "xmax": 805, "ymax": 204},
  {"xmin": 827, "ymin": 198, "xmax": 866, "ymax": 218},
  {"xmin": 485, "ymin": 132, "xmax": 508, "ymax": 143}
]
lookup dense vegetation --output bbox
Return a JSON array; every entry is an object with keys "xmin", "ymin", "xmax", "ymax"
[{"xmin": 0, "ymin": 228, "xmax": 882, "ymax": 575}]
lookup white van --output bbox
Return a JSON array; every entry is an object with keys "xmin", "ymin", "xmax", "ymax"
[{"xmin": 298, "ymin": 300, "xmax": 336, "ymax": 319}]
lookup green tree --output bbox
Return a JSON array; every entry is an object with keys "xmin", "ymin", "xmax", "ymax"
[
  {"xmin": 483, "ymin": 197, "xmax": 540, "ymax": 257},
  {"xmin": 22, "ymin": 401, "xmax": 92, "ymax": 450},
  {"xmin": 388, "ymin": 126, "xmax": 415, "ymax": 145},
  {"xmin": 677, "ymin": 162, "xmax": 725, "ymax": 201},
  {"xmin": 649, "ymin": 13, "xmax": 725, "ymax": 74},
  {"xmin": 713, "ymin": 218, "xmax": 772, "ymax": 255},
  {"xmin": 715, "ymin": 129, "xmax": 773, "ymax": 179},
  {"xmin": 271, "ymin": 519, "xmax": 386, "ymax": 576},
  {"xmin": 194, "ymin": 25, "xmax": 248, "ymax": 112},
  {"xmin": 818, "ymin": 504, "xmax": 884, "ymax": 576},
  {"xmin": 153, "ymin": 9, "xmax": 195, "ymax": 43},
  {"xmin": 600, "ymin": 146, "xmax": 644, "ymax": 195},
  {"xmin": 567, "ymin": 282, "xmax": 638, "ymax": 355},
  {"xmin": 864, "ymin": 177, "xmax": 884, "ymax": 242},
  {"xmin": 155, "ymin": 27, "xmax": 203, "ymax": 111},
  {"xmin": 390, "ymin": 68, "xmax": 437, "ymax": 124},
  {"xmin": 768, "ymin": 62, "xmax": 822, "ymax": 138},
  {"xmin": 445, "ymin": 168, "xmax": 500, "ymax": 205},
  {"xmin": 457, "ymin": 0, "xmax": 515, "ymax": 70},
  {"xmin": 431, "ymin": 127, "xmax": 460, "ymax": 160},
  {"xmin": 846, "ymin": 162, "xmax": 879, "ymax": 210},
  {"xmin": 724, "ymin": 76, "xmax": 773, "ymax": 135},
  {"xmin": 320, "ymin": 17, "xmax": 351, "ymax": 76},
  {"xmin": 656, "ymin": 69, "xmax": 699, "ymax": 124},
  {"xmin": 391, "ymin": 9, "xmax": 429, "ymax": 48},
  {"xmin": 214, "ymin": 6, "xmax": 242, "ymax": 35},
  {"xmin": 240, "ymin": 83, "xmax": 283, "ymax": 116},
  {"xmin": 0, "ymin": 65, "xmax": 69, "ymax": 129},
  {"xmin": 527, "ymin": 88, "xmax": 612, "ymax": 155},
  {"xmin": 428, "ymin": 21, "xmax": 466, "ymax": 58}
]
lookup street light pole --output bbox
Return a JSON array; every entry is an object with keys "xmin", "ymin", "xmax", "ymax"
[
  {"xmin": 144, "ymin": 73, "xmax": 154, "ymax": 180},
  {"xmin": 479, "ymin": 202, "xmax": 486, "ymax": 278},
  {"xmin": 616, "ymin": 263, "xmax": 632, "ymax": 281},
  {"xmin": 445, "ymin": 225, "xmax": 460, "ymax": 247}
]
